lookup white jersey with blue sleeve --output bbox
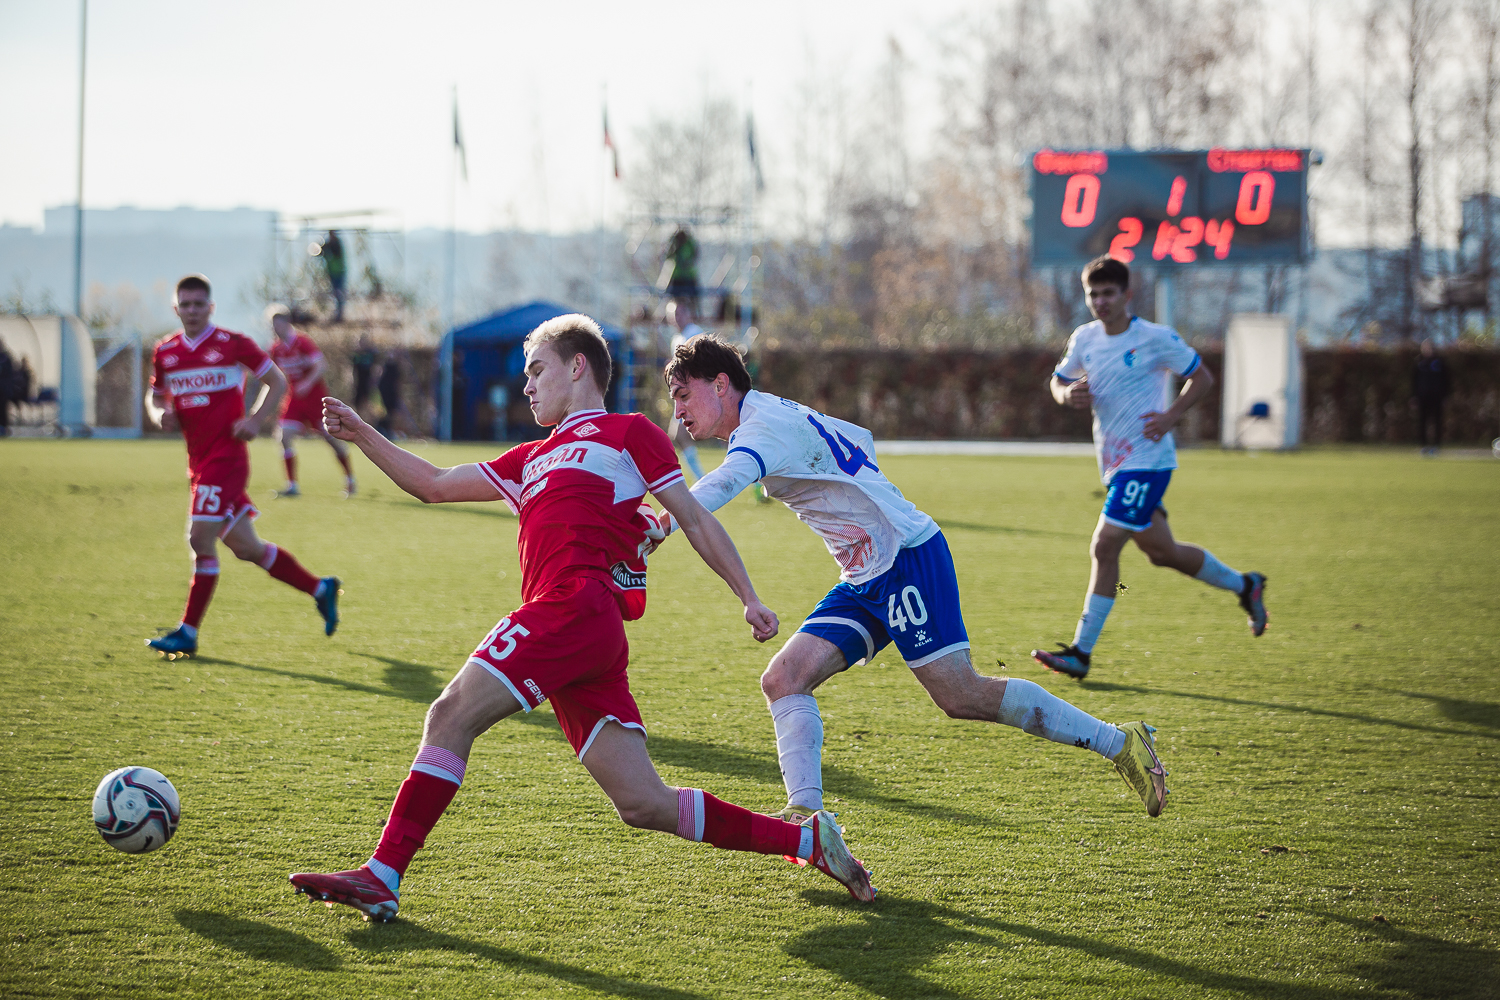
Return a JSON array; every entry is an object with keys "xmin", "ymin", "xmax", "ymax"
[
  {"xmin": 1054, "ymin": 317, "xmax": 1201, "ymax": 484},
  {"xmin": 685, "ymin": 390, "xmax": 938, "ymax": 584}
]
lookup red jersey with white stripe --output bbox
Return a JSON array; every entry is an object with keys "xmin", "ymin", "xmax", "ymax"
[
  {"xmin": 269, "ymin": 331, "xmax": 327, "ymax": 400},
  {"xmin": 477, "ymin": 409, "xmax": 684, "ymax": 619},
  {"xmin": 151, "ymin": 325, "xmax": 273, "ymax": 471}
]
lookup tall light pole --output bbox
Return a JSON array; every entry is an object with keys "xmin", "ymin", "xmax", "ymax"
[{"xmin": 74, "ymin": 0, "xmax": 88, "ymax": 318}]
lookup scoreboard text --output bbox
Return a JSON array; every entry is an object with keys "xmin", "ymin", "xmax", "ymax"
[{"xmin": 1028, "ymin": 148, "xmax": 1310, "ymax": 267}]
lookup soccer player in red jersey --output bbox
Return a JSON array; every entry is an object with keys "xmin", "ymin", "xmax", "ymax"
[
  {"xmin": 289, "ymin": 314, "xmax": 874, "ymax": 920},
  {"xmin": 144, "ymin": 275, "xmax": 342, "ymax": 660},
  {"xmin": 266, "ymin": 305, "xmax": 356, "ymax": 497}
]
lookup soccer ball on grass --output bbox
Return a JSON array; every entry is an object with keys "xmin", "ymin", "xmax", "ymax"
[{"xmin": 92, "ymin": 766, "xmax": 180, "ymax": 854}]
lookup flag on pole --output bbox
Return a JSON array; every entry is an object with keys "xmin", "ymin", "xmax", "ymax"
[
  {"xmin": 603, "ymin": 106, "xmax": 620, "ymax": 180},
  {"xmin": 453, "ymin": 89, "xmax": 468, "ymax": 182},
  {"xmin": 746, "ymin": 113, "xmax": 764, "ymax": 192}
]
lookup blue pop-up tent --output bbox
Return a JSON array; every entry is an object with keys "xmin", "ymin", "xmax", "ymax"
[{"xmin": 438, "ymin": 301, "xmax": 625, "ymax": 441}]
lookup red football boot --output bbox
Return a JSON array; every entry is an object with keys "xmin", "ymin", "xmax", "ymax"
[
  {"xmin": 806, "ymin": 810, "xmax": 876, "ymax": 902},
  {"xmin": 290, "ymin": 866, "xmax": 398, "ymax": 921}
]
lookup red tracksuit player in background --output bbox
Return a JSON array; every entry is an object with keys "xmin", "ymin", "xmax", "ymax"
[
  {"xmin": 145, "ymin": 275, "xmax": 341, "ymax": 660},
  {"xmin": 266, "ymin": 305, "xmax": 356, "ymax": 498},
  {"xmin": 289, "ymin": 314, "xmax": 875, "ymax": 921}
]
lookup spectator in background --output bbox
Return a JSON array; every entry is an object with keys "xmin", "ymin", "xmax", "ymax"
[
  {"xmin": 351, "ymin": 334, "xmax": 377, "ymax": 420},
  {"xmin": 1411, "ymin": 338, "xmax": 1451, "ymax": 456},
  {"xmin": 665, "ymin": 227, "xmax": 699, "ymax": 311},
  {"xmin": 322, "ymin": 231, "xmax": 347, "ymax": 322},
  {"xmin": 667, "ymin": 299, "xmax": 706, "ymax": 479},
  {"xmin": 377, "ymin": 347, "xmax": 408, "ymax": 438},
  {"xmin": 0, "ymin": 341, "xmax": 13, "ymax": 437}
]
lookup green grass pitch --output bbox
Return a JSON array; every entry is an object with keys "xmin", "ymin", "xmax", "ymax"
[{"xmin": 0, "ymin": 438, "xmax": 1496, "ymax": 999}]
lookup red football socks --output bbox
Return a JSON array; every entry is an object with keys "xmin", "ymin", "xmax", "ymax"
[
  {"xmin": 283, "ymin": 451, "xmax": 297, "ymax": 484},
  {"xmin": 676, "ymin": 788, "xmax": 802, "ymax": 857},
  {"xmin": 258, "ymin": 543, "xmax": 320, "ymax": 595},
  {"xmin": 181, "ymin": 556, "xmax": 219, "ymax": 628},
  {"xmin": 372, "ymin": 747, "xmax": 467, "ymax": 876}
]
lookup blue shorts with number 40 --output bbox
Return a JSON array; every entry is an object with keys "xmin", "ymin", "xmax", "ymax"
[
  {"xmin": 796, "ymin": 531, "xmax": 970, "ymax": 669},
  {"xmin": 1102, "ymin": 469, "xmax": 1173, "ymax": 531}
]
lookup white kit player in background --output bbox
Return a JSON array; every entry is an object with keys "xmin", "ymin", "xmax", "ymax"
[
  {"xmin": 654, "ymin": 336, "xmax": 1173, "ymax": 821},
  {"xmin": 1033, "ymin": 255, "xmax": 1269, "ymax": 681}
]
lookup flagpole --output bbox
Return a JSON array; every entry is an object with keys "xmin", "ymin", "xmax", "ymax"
[
  {"xmin": 596, "ymin": 85, "xmax": 606, "ymax": 324},
  {"xmin": 73, "ymin": 0, "xmax": 87, "ymax": 319},
  {"xmin": 445, "ymin": 86, "xmax": 457, "ymax": 337},
  {"xmin": 440, "ymin": 86, "xmax": 458, "ymax": 441}
]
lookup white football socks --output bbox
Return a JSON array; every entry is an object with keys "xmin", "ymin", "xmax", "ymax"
[
  {"xmin": 1195, "ymin": 550, "xmax": 1245, "ymax": 592},
  {"xmin": 770, "ymin": 694, "xmax": 824, "ymax": 812},
  {"xmin": 1072, "ymin": 593, "xmax": 1114, "ymax": 654},
  {"xmin": 366, "ymin": 856, "xmax": 401, "ymax": 895},
  {"xmin": 997, "ymin": 678, "xmax": 1125, "ymax": 760}
]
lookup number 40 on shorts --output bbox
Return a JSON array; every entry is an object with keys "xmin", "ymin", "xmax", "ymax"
[{"xmin": 886, "ymin": 586, "xmax": 929, "ymax": 632}]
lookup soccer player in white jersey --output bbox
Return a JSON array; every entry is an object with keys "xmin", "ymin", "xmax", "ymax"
[
  {"xmin": 1032, "ymin": 255, "xmax": 1268, "ymax": 680},
  {"xmin": 657, "ymin": 336, "xmax": 1172, "ymax": 822}
]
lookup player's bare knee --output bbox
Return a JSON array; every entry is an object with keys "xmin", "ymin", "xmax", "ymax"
[
  {"xmin": 1090, "ymin": 535, "xmax": 1122, "ymax": 564},
  {"xmin": 1143, "ymin": 545, "xmax": 1175, "ymax": 567},
  {"xmin": 226, "ymin": 536, "xmax": 263, "ymax": 563}
]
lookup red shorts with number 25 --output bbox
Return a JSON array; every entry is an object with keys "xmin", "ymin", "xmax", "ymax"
[
  {"xmin": 467, "ymin": 573, "xmax": 643, "ymax": 759},
  {"xmin": 187, "ymin": 456, "xmax": 258, "ymax": 538}
]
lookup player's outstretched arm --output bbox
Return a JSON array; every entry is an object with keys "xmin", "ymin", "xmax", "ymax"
[
  {"xmin": 654, "ymin": 480, "xmax": 779, "ymax": 643},
  {"xmin": 322, "ymin": 396, "xmax": 497, "ymax": 503},
  {"xmin": 1141, "ymin": 364, "xmax": 1215, "ymax": 442}
]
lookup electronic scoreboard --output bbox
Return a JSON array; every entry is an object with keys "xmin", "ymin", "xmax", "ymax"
[{"xmin": 1028, "ymin": 148, "xmax": 1310, "ymax": 266}]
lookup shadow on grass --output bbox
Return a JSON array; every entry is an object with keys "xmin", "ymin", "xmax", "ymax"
[
  {"xmin": 345, "ymin": 920, "xmax": 708, "ymax": 999},
  {"xmin": 936, "ymin": 519, "xmax": 1085, "ymax": 540},
  {"xmin": 787, "ymin": 896, "xmax": 1376, "ymax": 1000},
  {"xmin": 197, "ymin": 654, "xmax": 564, "ymax": 735},
  {"xmin": 347, "ymin": 652, "xmax": 447, "ymax": 703},
  {"xmin": 196, "ymin": 656, "xmax": 412, "ymax": 701},
  {"xmin": 175, "ymin": 909, "xmax": 340, "ymax": 970},
  {"xmin": 646, "ymin": 734, "xmax": 995, "ymax": 827},
  {"xmin": 1393, "ymin": 691, "xmax": 1500, "ymax": 731},
  {"xmin": 1313, "ymin": 909, "xmax": 1499, "ymax": 1000},
  {"xmin": 1080, "ymin": 681, "xmax": 1500, "ymax": 742}
]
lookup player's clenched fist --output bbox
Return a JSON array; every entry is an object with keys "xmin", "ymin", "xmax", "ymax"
[
  {"xmin": 744, "ymin": 600, "xmax": 779, "ymax": 643},
  {"xmin": 322, "ymin": 397, "xmax": 366, "ymax": 441},
  {"xmin": 1064, "ymin": 377, "xmax": 1093, "ymax": 409}
]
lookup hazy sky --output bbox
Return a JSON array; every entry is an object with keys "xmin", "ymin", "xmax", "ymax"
[{"xmin": 0, "ymin": 0, "xmax": 975, "ymax": 234}]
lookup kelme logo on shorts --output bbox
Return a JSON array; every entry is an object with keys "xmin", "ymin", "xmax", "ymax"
[{"xmin": 610, "ymin": 561, "xmax": 647, "ymax": 590}]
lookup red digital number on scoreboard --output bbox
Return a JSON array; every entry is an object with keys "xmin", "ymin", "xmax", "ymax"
[{"xmin": 1031, "ymin": 148, "xmax": 1304, "ymax": 265}]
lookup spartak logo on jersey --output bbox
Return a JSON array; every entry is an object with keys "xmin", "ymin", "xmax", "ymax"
[
  {"xmin": 203, "ymin": 349, "xmax": 222, "ymax": 363},
  {"xmin": 572, "ymin": 422, "xmax": 600, "ymax": 438}
]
